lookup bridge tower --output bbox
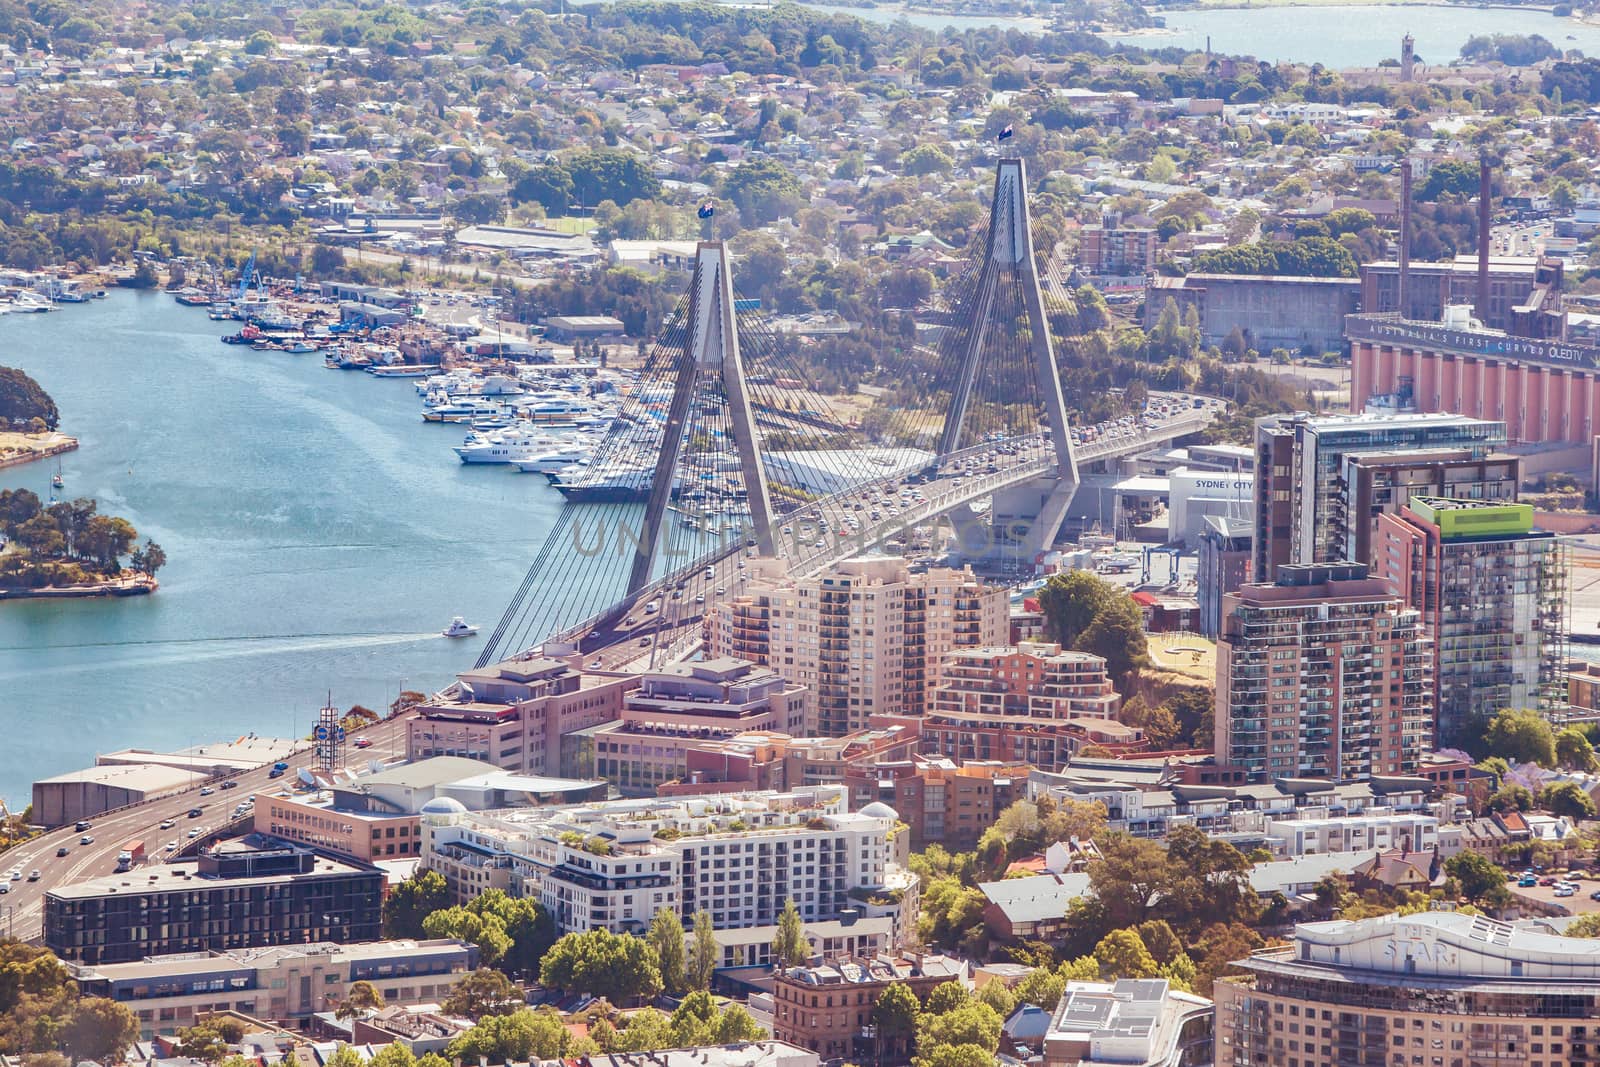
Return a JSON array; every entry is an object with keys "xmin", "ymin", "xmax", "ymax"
[
  {"xmin": 942, "ymin": 157, "xmax": 1080, "ymax": 560},
  {"xmin": 625, "ymin": 242, "xmax": 776, "ymax": 596}
]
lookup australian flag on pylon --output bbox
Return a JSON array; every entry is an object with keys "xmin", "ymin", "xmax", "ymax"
[
  {"xmin": 997, "ymin": 124, "xmax": 1014, "ymax": 142},
  {"xmin": 697, "ymin": 201, "xmax": 716, "ymax": 219}
]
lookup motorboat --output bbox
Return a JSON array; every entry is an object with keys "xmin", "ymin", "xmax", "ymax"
[{"xmin": 442, "ymin": 617, "xmax": 479, "ymax": 638}]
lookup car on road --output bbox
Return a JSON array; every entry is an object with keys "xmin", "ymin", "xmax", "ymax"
[
  {"xmin": 268, "ymin": 768, "xmax": 284, "ymax": 779},
  {"xmin": 187, "ymin": 829, "xmax": 201, "ymax": 839},
  {"xmin": 27, "ymin": 870, "xmax": 39, "ymax": 882},
  {"xmin": 164, "ymin": 841, "xmax": 178, "ymax": 852},
  {"xmin": 79, "ymin": 834, "xmax": 93, "ymax": 845},
  {"xmin": 221, "ymin": 780, "xmax": 238, "ymax": 790},
  {"xmin": 0, "ymin": 885, "xmax": 7, "ymax": 894},
  {"xmin": 1540, "ymin": 876, "xmax": 1558, "ymax": 887},
  {"xmin": 1557, "ymin": 884, "xmax": 1576, "ymax": 898},
  {"xmin": 200, "ymin": 787, "xmax": 214, "ymax": 796},
  {"xmin": 74, "ymin": 821, "xmax": 91, "ymax": 832},
  {"xmin": 353, "ymin": 737, "xmax": 372, "ymax": 749},
  {"xmin": 160, "ymin": 820, "xmax": 175, "ymax": 830},
  {"xmin": 187, "ymin": 808, "xmax": 204, "ymax": 818},
  {"xmin": 55, "ymin": 847, "xmax": 68, "ymax": 857}
]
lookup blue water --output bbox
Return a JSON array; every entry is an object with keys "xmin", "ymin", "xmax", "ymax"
[{"xmin": 0, "ymin": 292, "xmax": 561, "ymax": 808}]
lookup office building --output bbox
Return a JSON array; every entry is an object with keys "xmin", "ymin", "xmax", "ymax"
[
  {"xmin": 406, "ymin": 657, "xmax": 634, "ymax": 776},
  {"xmin": 1375, "ymin": 497, "xmax": 1569, "ymax": 746},
  {"xmin": 1251, "ymin": 411, "xmax": 1505, "ymax": 582},
  {"xmin": 922, "ymin": 642, "xmax": 1122, "ymax": 771},
  {"xmin": 1338, "ymin": 449, "xmax": 1521, "ymax": 569},
  {"xmin": 253, "ymin": 756, "xmax": 606, "ymax": 862},
  {"xmin": 579, "ymin": 659, "xmax": 807, "ymax": 796},
  {"xmin": 1214, "ymin": 912, "xmax": 1600, "ymax": 1067},
  {"xmin": 420, "ymin": 785, "xmax": 913, "ymax": 966},
  {"xmin": 1198, "ymin": 516, "xmax": 1253, "ymax": 638},
  {"xmin": 69, "ymin": 938, "xmax": 478, "ymax": 1038},
  {"xmin": 1145, "ymin": 272, "xmax": 1359, "ymax": 355},
  {"xmin": 45, "ymin": 846, "xmax": 384, "ymax": 965},
  {"xmin": 1216, "ymin": 563, "xmax": 1433, "ymax": 782},
  {"xmin": 1043, "ymin": 979, "xmax": 1214, "ymax": 1067},
  {"xmin": 845, "ymin": 757, "xmax": 1028, "ymax": 851},
  {"xmin": 709, "ymin": 557, "xmax": 1007, "ymax": 735},
  {"xmin": 772, "ymin": 953, "xmax": 968, "ymax": 1062}
]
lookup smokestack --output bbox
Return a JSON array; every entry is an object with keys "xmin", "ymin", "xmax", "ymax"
[
  {"xmin": 1398, "ymin": 157, "xmax": 1412, "ymax": 320},
  {"xmin": 1477, "ymin": 156, "xmax": 1492, "ymax": 326}
]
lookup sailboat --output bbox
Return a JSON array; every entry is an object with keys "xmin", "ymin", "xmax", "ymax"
[{"xmin": 51, "ymin": 457, "xmax": 63, "ymax": 490}]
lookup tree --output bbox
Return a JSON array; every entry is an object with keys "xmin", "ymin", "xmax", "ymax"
[
  {"xmin": 917, "ymin": 1001, "xmax": 1002, "ymax": 1054},
  {"xmin": 539, "ymin": 929, "xmax": 662, "ymax": 1002},
  {"xmin": 1484, "ymin": 709, "xmax": 1556, "ymax": 767},
  {"xmin": 772, "ymin": 898, "xmax": 809, "ymax": 968},
  {"xmin": 1489, "ymin": 784, "xmax": 1535, "ymax": 813},
  {"xmin": 1445, "ymin": 852, "xmax": 1507, "ymax": 903},
  {"xmin": 369, "ymin": 1044, "xmax": 418, "ymax": 1067},
  {"xmin": 649, "ymin": 908, "xmax": 688, "ymax": 995},
  {"xmin": 1541, "ymin": 781, "xmax": 1597, "ymax": 820},
  {"xmin": 0, "ymin": 367, "xmax": 59, "ymax": 430},
  {"xmin": 1038, "ymin": 570, "xmax": 1117, "ymax": 647},
  {"xmin": 1094, "ymin": 929, "xmax": 1158, "ymax": 979},
  {"xmin": 1556, "ymin": 728, "xmax": 1597, "ymax": 772},
  {"xmin": 914, "ymin": 1045, "xmax": 995, "ymax": 1067},
  {"xmin": 974, "ymin": 980, "xmax": 1015, "ymax": 1019},
  {"xmin": 336, "ymin": 980, "xmax": 385, "ymax": 1021},
  {"xmin": 713, "ymin": 1004, "xmax": 765, "ymax": 1044},
  {"xmin": 612, "ymin": 1008, "xmax": 675, "ymax": 1052},
  {"xmin": 1075, "ymin": 595, "xmax": 1150, "ymax": 681},
  {"xmin": 902, "ymin": 145, "xmax": 953, "ymax": 176},
  {"xmin": 687, "ymin": 910, "xmax": 719, "ymax": 991},
  {"xmin": 446, "ymin": 1008, "xmax": 568, "ymax": 1063},
  {"xmin": 924, "ymin": 982, "xmax": 970, "ymax": 1016},
  {"xmin": 873, "ymin": 982, "xmax": 921, "ymax": 1064},
  {"xmin": 441, "ymin": 969, "xmax": 524, "ymax": 1021},
  {"xmin": 423, "ymin": 906, "xmax": 513, "ymax": 967}
]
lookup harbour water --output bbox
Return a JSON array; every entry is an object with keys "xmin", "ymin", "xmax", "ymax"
[{"xmin": 0, "ymin": 291, "xmax": 562, "ymax": 808}]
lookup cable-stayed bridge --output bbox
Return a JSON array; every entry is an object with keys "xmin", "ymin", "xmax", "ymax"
[{"xmin": 475, "ymin": 158, "xmax": 1219, "ymax": 670}]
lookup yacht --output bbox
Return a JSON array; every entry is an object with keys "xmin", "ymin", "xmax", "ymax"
[
  {"xmin": 514, "ymin": 444, "xmax": 595, "ymax": 474},
  {"xmin": 520, "ymin": 397, "xmax": 601, "ymax": 423},
  {"xmin": 424, "ymin": 398, "xmax": 509, "ymax": 424},
  {"xmin": 442, "ymin": 617, "xmax": 479, "ymax": 638},
  {"xmin": 456, "ymin": 427, "xmax": 571, "ymax": 464}
]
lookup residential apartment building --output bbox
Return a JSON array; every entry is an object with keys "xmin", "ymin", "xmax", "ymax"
[
  {"xmin": 420, "ymin": 785, "xmax": 911, "ymax": 967},
  {"xmin": 1375, "ymin": 497, "xmax": 1569, "ymax": 746},
  {"xmin": 650, "ymin": 725, "xmax": 922, "ymax": 798},
  {"xmin": 1338, "ymin": 449, "xmax": 1521, "ymax": 569},
  {"xmin": 253, "ymin": 756, "xmax": 606, "ymax": 862},
  {"xmin": 1043, "ymin": 979, "xmax": 1214, "ymax": 1067},
  {"xmin": 45, "ymin": 846, "xmax": 384, "ymax": 965},
  {"xmin": 709, "ymin": 557, "xmax": 1007, "ymax": 736},
  {"xmin": 922, "ymin": 642, "xmax": 1121, "ymax": 771},
  {"xmin": 772, "ymin": 953, "xmax": 968, "ymax": 1062},
  {"xmin": 406, "ymin": 657, "xmax": 634, "ymax": 776},
  {"xmin": 1198, "ymin": 515, "xmax": 1253, "ymax": 637},
  {"xmin": 1216, "ymin": 563, "xmax": 1433, "ymax": 782},
  {"xmin": 845, "ymin": 756, "xmax": 1029, "ymax": 851},
  {"xmin": 578, "ymin": 659, "xmax": 807, "ymax": 796},
  {"xmin": 1077, "ymin": 222, "xmax": 1158, "ymax": 276},
  {"xmin": 1264, "ymin": 811, "xmax": 1437, "ymax": 856},
  {"xmin": 1251, "ymin": 411, "xmax": 1505, "ymax": 582},
  {"xmin": 1214, "ymin": 913, "xmax": 1600, "ymax": 1067},
  {"xmin": 69, "ymin": 939, "xmax": 478, "ymax": 1038}
]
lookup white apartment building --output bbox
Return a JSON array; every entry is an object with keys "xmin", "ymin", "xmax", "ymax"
[
  {"xmin": 421, "ymin": 785, "xmax": 909, "ymax": 967},
  {"xmin": 1265, "ymin": 810, "xmax": 1438, "ymax": 857},
  {"xmin": 709, "ymin": 557, "xmax": 1007, "ymax": 735}
]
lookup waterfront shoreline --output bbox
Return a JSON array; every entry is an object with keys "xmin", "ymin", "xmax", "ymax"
[
  {"xmin": 0, "ymin": 575, "xmax": 157, "ymax": 600},
  {"xmin": 0, "ymin": 431, "xmax": 78, "ymax": 471}
]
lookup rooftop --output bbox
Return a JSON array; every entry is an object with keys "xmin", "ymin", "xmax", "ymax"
[
  {"xmin": 47, "ymin": 853, "xmax": 376, "ymax": 900},
  {"xmin": 71, "ymin": 938, "xmax": 471, "ymax": 982}
]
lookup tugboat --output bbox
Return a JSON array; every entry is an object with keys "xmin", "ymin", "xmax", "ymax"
[{"xmin": 442, "ymin": 616, "xmax": 480, "ymax": 638}]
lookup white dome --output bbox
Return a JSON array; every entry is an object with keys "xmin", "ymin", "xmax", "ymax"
[
  {"xmin": 420, "ymin": 796, "xmax": 468, "ymax": 815},
  {"xmin": 859, "ymin": 801, "xmax": 899, "ymax": 820}
]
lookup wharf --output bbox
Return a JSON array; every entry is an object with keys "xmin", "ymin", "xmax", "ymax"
[{"xmin": 0, "ymin": 431, "xmax": 78, "ymax": 471}]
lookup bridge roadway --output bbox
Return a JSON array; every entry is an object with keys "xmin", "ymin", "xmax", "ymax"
[
  {"xmin": 564, "ymin": 395, "xmax": 1223, "ymax": 670},
  {"xmin": 0, "ymin": 712, "xmax": 416, "ymax": 944}
]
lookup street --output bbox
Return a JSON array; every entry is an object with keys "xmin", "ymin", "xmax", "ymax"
[{"xmin": 0, "ymin": 712, "xmax": 415, "ymax": 943}]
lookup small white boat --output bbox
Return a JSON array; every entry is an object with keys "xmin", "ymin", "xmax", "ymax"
[{"xmin": 442, "ymin": 616, "xmax": 479, "ymax": 638}]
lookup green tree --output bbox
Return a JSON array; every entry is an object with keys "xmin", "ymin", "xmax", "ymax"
[
  {"xmin": 914, "ymin": 1045, "xmax": 995, "ymax": 1067},
  {"xmin": 423, "ymin": 906, "xmax": 513, "ymax": 968},
  {"xmin": 917, "ymin": 1001, "xmax": 1002, "ymax": 1053},
  {"xmin": 924, "ymin": 982, "xmax": 971, "ymax": 1015},
  {"xmin": 713, "ymin": 1004, "xmax": 765, "ymax": 1044},
  {"xmin": 649, "ymin": 908, "xmax": 688, "ymax": 995},
  {"xmin": 687, "ymin": 910, "xmax": 719, "ymax": 991},
  {"xmin": 0, "ymin": 367, "xmax": 59, "ymax": 430},
  {"xmin": 613, "ymin": 1007, "xmax": 675, "ymax": 1052},
  {"xmin": 1541, "ymin": 781, "xmax": 1597, "ymax": 820},
  {"xmin": 336, "ymin": 980, "xmax": 385, "ymax": 1021},
  {"xmin": 771, "ymin": 898, "xmax": 809, "ymax": 968},
  {"xmin": 1075, "ymin": 595, "xmax": 1150, "ymax": 682},
  {"xmin": 1444, "ymin": 852, "xmax": 1507, "ymax": 903},
  {"xmin": 1037, "ymin": 570, "xmax": 1117, "ymax": 647},
  {"xmin": 368, "ymin": 1044, "xmax": 418, "ymax": 1067},
  {"xmin": 872, "ymin": 982, "xmax": 921, "ymax": 1064},
  {"xmin": 441, "ymin": 969, "xmax": 524, "ymax": 1021},
  {"xmin": 1484, "ymin": 709, "xmax": 1556, "ymax": 767},
  {"xmin": 1488, "ymin": 784, "xmax": 1535, "ymax": 813},
  {"xmin": 1093, "ymin": 929, "xmax": 1158, "ymax": 979},
  {"xmin": 446, "ymin": 1008, "xmax": 569, "ymax": 1063},
  {"xmin": 1557, "ymin": 728, "xmax": 1597, "ymax": 772},
  {"xmin": 539, "ymin": 929, "xmax": 662, "ymax": 1002}
]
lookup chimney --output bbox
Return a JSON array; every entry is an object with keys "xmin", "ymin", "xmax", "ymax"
[
  {"xmin": 1477, "ymin": 156, "xmax": 1492, "ymax": 326},
  {"xmin": 1398, "ymin": 158, "xmax": 1412, "ymax": 319}
]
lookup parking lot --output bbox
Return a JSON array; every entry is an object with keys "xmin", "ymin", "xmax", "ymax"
[{"xmin": 1508, "ymin": 870, "xmax": 1600, "ymax": 915}]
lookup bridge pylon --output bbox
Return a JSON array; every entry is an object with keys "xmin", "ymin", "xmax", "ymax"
[
  {"xmin": 942, "ymin": 157, "xmax": 1080, "ymax": 562},
  {"xmin": 625, "ymin": 242, "xmax": 776, "ymax": 597}
]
